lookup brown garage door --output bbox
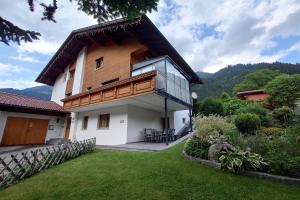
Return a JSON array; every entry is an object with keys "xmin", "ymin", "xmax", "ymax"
[{"xmin": 1, "ymin": 117, "xmax": 49, "ymax": 145}]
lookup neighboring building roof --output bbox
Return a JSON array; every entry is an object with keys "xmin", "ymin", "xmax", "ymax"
[
  {"xmin": 35, "ymin": 15, "xmax": 202, "ymax": 85},
  {"xmin": 236, "ymin": 89, "xmax": 266, "ymax": 96},
  {"xmin": 0, "ymin": 92, "xmax": 67, "ymax": 116}
]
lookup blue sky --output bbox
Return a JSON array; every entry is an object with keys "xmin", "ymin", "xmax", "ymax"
[{"xmin": 1, "ymin": 0, "xmax": 300, "ymax": 89}]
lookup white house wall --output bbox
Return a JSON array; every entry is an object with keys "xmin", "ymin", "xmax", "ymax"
[
  {"xmin": 127, "ymin": 105, "xmax": 162, "ymax": 143},
  {"xmin": 72, "ymin": 47, "xmax": 86, "ymax": 95},
  {"xmin": 174, "ymin": 110, "xmax": 189, "ymax": 133},
  {"xmin": 0, "ymin": 111, "xmax": 65, "ymax": 144},
  {"xmin": 51, "ymin": 67, "xmax": 68, "ymax": 106},
  {"xmin": 75, "ymin": 105, "xmax": 128, "ymax": 145}
]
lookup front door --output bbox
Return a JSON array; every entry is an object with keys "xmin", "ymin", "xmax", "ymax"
[{"xmin": 64, "ymin": 117, "xmax": 71, "ymax": 140}]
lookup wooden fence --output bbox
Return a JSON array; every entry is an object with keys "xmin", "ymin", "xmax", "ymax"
[{"xmin": 0, "ymin": 138, "xmax": 96, "ymax": 189}]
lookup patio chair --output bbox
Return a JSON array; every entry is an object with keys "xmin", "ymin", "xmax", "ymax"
[
  {"xmin": 168, "ymin": 129, "xmax": 176, "ymax": 141},
  {"xmin": 144, "ymin": 128, "xmax": 153, "ymax": 142}
]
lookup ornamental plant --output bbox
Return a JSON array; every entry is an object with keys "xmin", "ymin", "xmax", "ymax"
[
  {"xmin": 194, "ymin": 115, "xmax": 235, "ymax": 143},
  {"xmin": 234, "ymin": 113, "xmax": 261, "ymax": 135}
]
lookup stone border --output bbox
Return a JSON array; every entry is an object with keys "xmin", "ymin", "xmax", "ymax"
[{"xmin": 182, "ymin": 150, "xmax": 300, "ymax": 186}]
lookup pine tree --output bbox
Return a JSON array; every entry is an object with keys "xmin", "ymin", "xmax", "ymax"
[{"xmin": 0, "ymin": 0, "xmax": 158, "ymax": 45}]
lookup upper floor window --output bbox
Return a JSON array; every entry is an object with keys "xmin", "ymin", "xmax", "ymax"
[
  {"xmin": 69, "ymin": 71, "xmax": 74, "ymax": 80},
  {"xmin": 95, "ymin": 57, "xmax": 104, "ymax": 70},
  {"xmin": 98, "ymin": 114, "xmax": 110, "ymax": 129},
  {"xmin": 101, "ymin": 78, "xmax": 119, "ymax": 86},
  {"xmin": 82, "ymin": 116, "xmax": 89, "ymax": 130}
]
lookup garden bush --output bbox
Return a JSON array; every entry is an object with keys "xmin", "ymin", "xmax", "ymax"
[
  {"xmin": 234, "ymin": 113, "xmax": 261, "ymax": 135},
  {"xmin": 225, "ymin": 130, "xmax": 248, "ymax": 151},
  {"xmin": 198, "ymin": 97, "xmax": 224, "ymax": 116},
  {"xmin": 260, "ymin": 127, "xmax": 285, "ymax": 137},
  {"xmin": 184, "ymin": 137, "xmax": 211, "ymax": 159},
  {"xmin": 194, "ymin": 115, "xmax": 235, "ymax": 142},
  {"xmin": 219, "ymin": 151, "xmax": 268, "ymax": 173},
  {"xmin": 272, "ymin": 106, "xmax": 295, "ymax": 127},
  {"xmin": 222, "ymin": 98, "xmax": 250, "ymax": 115},
  {"xmin": 236, "ymin": 104, "xmax": 270, "ymax": 125}
]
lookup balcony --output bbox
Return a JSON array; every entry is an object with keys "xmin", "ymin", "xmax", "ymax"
[
  {"xmin": 131, "ymin": 56, "xmax": 191, "ymax": 105},
  {"xmin": 62, "ymin": 71, "xmax": 156, "ymax": 110},
  {"xmin": 62, "ymin": 56, "xmax": 191, "ymax": 111}
]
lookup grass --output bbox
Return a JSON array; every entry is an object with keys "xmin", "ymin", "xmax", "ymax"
[{"xmin": 1, "ymin": 143, "xmax": 300, "ymax": 200}]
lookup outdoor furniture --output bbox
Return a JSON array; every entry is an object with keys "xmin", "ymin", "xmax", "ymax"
[
  {"xmin": 168, "ymin": 129, "xmax": 175, "ymax": 141},
  {"xmin": 144, "ymin": 128, "xmax": 153, "ymax": 142}
]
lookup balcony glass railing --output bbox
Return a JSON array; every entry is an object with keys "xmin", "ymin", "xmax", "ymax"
[{"xmin": 131, "ymin": 56, "xmax": 191, "ymax": 104}]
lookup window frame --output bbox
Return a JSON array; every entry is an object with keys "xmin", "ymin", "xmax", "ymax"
[
  {"xmin": 97, "ymin": 114, "xmax": 110, "ymax": 129},
  {"xmin": 95, "ymin": 57, "xmax": 104, "ymax": 70},
  {"xmin": 82, "ymin": 116, "xmax": 89, "ymax": 130}
]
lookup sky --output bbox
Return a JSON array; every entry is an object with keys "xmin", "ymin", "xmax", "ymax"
[{"xmin": 1, "ymin": 0, "xmax": 300, "ymax": 89}]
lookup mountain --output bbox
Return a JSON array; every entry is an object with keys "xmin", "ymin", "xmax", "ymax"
[
  {"xmin": 193, "ymin": 62, "xmax": 300, "ymax": 100},
  {"xmin": 1, "ymin": 62, "xmax": 299, "ymax": 101},
  {"xmin": 0, "ymin": 86, "xmax": 52, "ymax": 100}
]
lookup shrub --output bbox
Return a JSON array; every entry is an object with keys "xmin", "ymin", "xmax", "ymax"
[
  {"xmin": 219, "ymin": 151, "xmax": 268, "ymax": 173},
  {"xmin": 184, "ymin": 137, "xmax": 211, "ymax": 159},
  {"xmin": 234, "ymin": 113, "xmax": 261, "ymax": 135},
  {"xmin": 222, "ymin": 98, "xmax": 250, "ymax": 115},
  {"xmin": 272, "ymin": 106, "xmax": 295, "ymax": 127},
  {"xmin": 245, "ymin": 133, "xmax": 269, "ymax": 156},
  {"xmin": 266, "ymin": 125, "xmax": 300, "ymax": 177},
  {"xmin": 194, "ymin": 115, "xmax": 235, "ymax": 142},
  {"xmin": 198, "ymin": 97, "xmax": 224, "ymax": 116},
  {"xmin": 225, "ymin": 130, "xmax": 248, "ymax": 151},
  {"xmin": 236, "ymin": 104, "xmax": 270, "ymax": 125},
  {"xmin": 260, "ymin": 127, "xmax": 285, "ymax": 137},
  {"xmin": 192, "ymin": 101, "xmax": 201, "ymax": 116}
]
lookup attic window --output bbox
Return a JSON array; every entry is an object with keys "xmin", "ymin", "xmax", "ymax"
[
  {"xmin": 102, "ymin": 78, "xmax": 119, "ymax": 86},
  {"xmin": 95, "ymin": 57, "xmax": 103, "ymax": 69},
  {"xmin": 87, "ymin": 87, "xmax": 92, "ymax": 91}
]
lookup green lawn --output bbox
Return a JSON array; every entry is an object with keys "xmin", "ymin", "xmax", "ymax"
[{"xmin": 1, "ymin": 143, "xmax": 300, "ymax": 200}]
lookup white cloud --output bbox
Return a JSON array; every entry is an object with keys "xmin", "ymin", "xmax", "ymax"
[
  {"xmin": 10, "ymin": 53, "xmax": 39, "ymax": 63},
  {"xmin": 1, "ymin": 0, "xmax": 300, "ymax": 74},
  {"xmin": 0, "ymin": 63, "xmax": 29, "ymax": 76},
  {"xmin": 149, "ymin": 0, "xmax": 300, "ymax": 72},
  {"xmin": 0, "ymin": 79, "xmax": 43, "ymax": 89}
]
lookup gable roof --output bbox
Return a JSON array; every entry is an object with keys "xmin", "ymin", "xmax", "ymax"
[
  {"xmin": 236, "ymin": 89, "xmax": 266, "ymax": 96},
  {"xmin": 36, "ymin": 15, "xmax": 202, "ymax": 85},
  {"xmin": 0, "ymin": 92, "xmax": 67, "ymax": 116}
]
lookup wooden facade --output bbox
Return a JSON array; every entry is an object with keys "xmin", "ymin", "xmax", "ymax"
[
  {"xmin": 62, "ymin": 71, "xmax": 156, "ymax": 110},
  {"xmin": 83, "ymin": 37, "xmax": 148, "ymax": 91}
]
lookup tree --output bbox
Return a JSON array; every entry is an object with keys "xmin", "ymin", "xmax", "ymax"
[
  {"xmin": 198, "ymin": 97, "xmax": 224, "ymax": 116},
  {"xmin": 0, "ymin": 0, "xmax": 159, "ymax": 45},
  {"xmin": 232, "ymin": 69, "xmax": 281, "ymax": 94},
  {"xmin": 265, "ymin": 74, "xmax": 300, "ymax": 108}
]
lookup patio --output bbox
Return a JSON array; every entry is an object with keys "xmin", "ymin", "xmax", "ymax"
[{"xmin": 96, "ymin": 132, "xmax": 192, "ymax": 152}]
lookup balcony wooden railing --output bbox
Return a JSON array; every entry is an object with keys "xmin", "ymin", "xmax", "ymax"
[{"xmin": 62, "ymin": 71, "xmax": 156, "ymax": 110}]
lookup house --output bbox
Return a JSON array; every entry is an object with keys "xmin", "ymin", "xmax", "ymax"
[
  {"xmin": 36, "ymin": 15, "xmax": 202, "ymax": 145},
  {"xmin": 237, "ymin": 89, "xmax": 269, "ymax": 101},
  {"xmin": 0, "ymin": 92, "xmax": 67, "ymax": 145}
]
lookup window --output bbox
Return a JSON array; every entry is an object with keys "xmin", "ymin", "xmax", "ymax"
[
  {"xmin": 95, "ymin": 57, "xmax": 104, "ymax": 69},
  {"xmin": 101, "ymin": 78, "xmax": 119, "ymax": 86},
  {"xmin": 82, "ymin": 116, "xmax": 89, "ymax": 130},
  {"xmin": 48, "ymin": 125, "xmax": 54, "ymax": 130},
  {"xmin": 98, "ymin": 114, "xmax": 110, "ymax": 129},
  {"xmin": 182, "ymin": 118, "xmax": 186, "ymax": 124},
  {"xmin": 69, "ymin": 71, "xmax": 74, "ymax": 80}
]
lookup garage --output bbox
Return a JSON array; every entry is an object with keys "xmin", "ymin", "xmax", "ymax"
[
  {"xmin": 1, "ymin": 117, "xmax": 49, "ymax": 145},
  {"xmin": 0, "ymin": 92, "xmax": 68, "ymax": 146}
]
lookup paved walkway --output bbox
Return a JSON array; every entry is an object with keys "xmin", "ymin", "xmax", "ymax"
[
  {"xmin": 0, "ymin": 145, "xmax": 50, "ymax": 158},
  {"xmin": 96, "ymin": 132, "xmax": 191, "ymax": 152}
]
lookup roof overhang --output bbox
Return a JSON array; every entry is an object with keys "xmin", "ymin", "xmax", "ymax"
[{"xmin": 36, "ymin": 15, "xmax": 202, "ymax": 86}]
